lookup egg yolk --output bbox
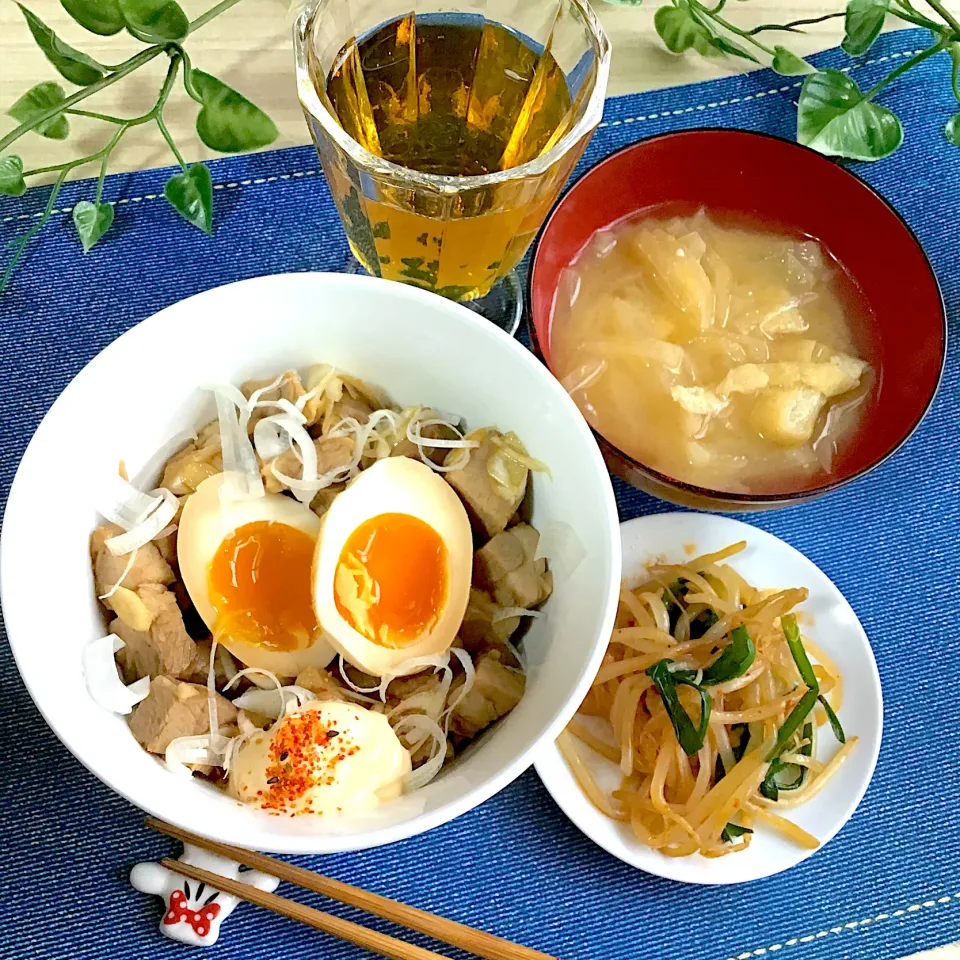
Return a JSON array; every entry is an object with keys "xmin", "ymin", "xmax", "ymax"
[
  {"xmin": 334, "ymin": 513, "xmax": 448, "ymax": 649},
  {"xmin": 208, "ymin": 520, "xmax": 318, "ymax": 651}
]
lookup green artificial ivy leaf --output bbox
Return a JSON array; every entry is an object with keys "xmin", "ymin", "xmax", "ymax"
[
  {"xmin": 60, "ymin": 0, "xmax": 124, "ymax": 35},
  {"xmin": 0, "ymin": 156, "xmax": 28, "ymax": 197},
  {"xmin": 16, "ymin": 4, "xmax": 105, "ymax": 85},
  {"xmin": 190, "ymin": 70, "xmax": 279, "ymax": 153},
  {"xmin": 772, "ymin": 45, "xmax": 815, "ymax": 75},
  {"xmin": 709, "ymin": 35, "xmax": 761, "ymax": 63},
  {"xmin": 797, "ymin": 69, "xmax": 903, "ymax": 161},
  {"xmin": 118, "ymin": 0, "xmax": 188, "ymax": 41},
  {"xmin": 8, "ymin": 82, "xmax": 69, "ymax": 140},
  {"xmin": 654, "ymin": 4, "xmax": 713, "ymax": 55},
  {"xmin": 945, "ymin": 113, "xmax": 960, "ymax": 146},
  {"xmin": 842, "ymin": 0, "xmax": 889, "ymax": 56},
  {"xmin": 164, "ymin": 163, "xmax": 213, "ymax": 235},
  {"xmin": 72, "ymin": 199, "xmax": 114, "ymax": 251}
]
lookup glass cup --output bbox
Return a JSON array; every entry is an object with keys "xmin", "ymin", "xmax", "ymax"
[{"xmin": 293, "ymin": 0, "xmax": 610, "ymax": 334}]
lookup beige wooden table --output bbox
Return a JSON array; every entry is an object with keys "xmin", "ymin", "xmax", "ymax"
[{"xmin": 0, "ymin": 0, "xmax": 947, "ymax": 180}]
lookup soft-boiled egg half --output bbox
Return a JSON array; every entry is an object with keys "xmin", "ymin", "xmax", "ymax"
[
  {"xmin": 313, "ymin": 456, "xmax": 472, "ymax": 676},
  {"xmin": 178, "ymin": 474, "xmax": 335, "ymax": 676},
  {"xmin": 228, "ymin": 700, "xmax": 411, "ymax": 815}
]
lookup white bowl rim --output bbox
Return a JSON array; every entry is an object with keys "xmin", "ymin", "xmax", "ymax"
[
  {"xmin": 534, "ymin": 511, "xmax": 883, "ymax": 884},
  {"xmin": 0, "ymin": 272, "xmax": 622, "ymax": 854}
]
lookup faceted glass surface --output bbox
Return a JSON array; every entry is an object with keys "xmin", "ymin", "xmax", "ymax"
[{"xmin": 294, "ymin": 0, "xmax": 610, "ymax": 301}]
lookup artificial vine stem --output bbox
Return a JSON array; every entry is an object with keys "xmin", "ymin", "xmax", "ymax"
[
  {"xmin": 863, "ymin": 39, "xmax": 949, "ymax": 99},
  {"xmin": 1, "ymin": 0, "xmax": 281, "ymax": 297},
  {"xmin": 0, "ymin": 46, "xmax": 163, "ymax": 153},
  {"xmin": 151, "ymin": 54, "xmax": 188, "ymax": 169},
  {"xmin": 17, "ymin": 53, "xmax": 183, "ymax": 180},
  {"xmin": 0, "ymin": 167, "xmax": 68, "ymax": 289},
  {"xmin": 65, "ymin": 108, "xmax": 129, "ymax": 124},
  {"xmin": 924, "ymin": 0, "xmax": 960, "ymax": 36},
  {"xmin": 896, "ymin": 0, "xmax": 944, "ymax": 24},
  {"xmin": 94, "ymin": 130, "xmax": 124, "ymax": 204},
  {"xmin": 157, "ymin": 115, "xmax": 187, "ymax": 170},
  {"xmin": 154, "ymin": 51, "xmax": 183, "ymax": 106},
  {"xmin": 746, "ymin": 12, "xmax": 845, "ymax": 35},
  {"xmin": 22, "ymin": 120, "xmax": 134, "ymax": 176},
  {"xmin": 187, "ymin": 0, "xmax": 244, "ymax": 34},
  {"xmin": 688, "ymin": 0, "xmax": 776, "ymax": 54},
  {"xmin": 889, "ymin": 3, "xmax": 946, "ymax": 29},
  {"xmin": 177, "ymin": 48, "xmax": 204, "ymax": 103},
  {"xmin": 0, "ymin": 0, "xmax": 242, "ymax": 157},
  {"xmin": 2, "ymin": 0, "xmax": 957, "ymax": 298}
]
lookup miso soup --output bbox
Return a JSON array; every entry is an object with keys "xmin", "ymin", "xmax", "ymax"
[{"xmin": 550, "ymin": 210, "xmax": 875, "ymax": 494}]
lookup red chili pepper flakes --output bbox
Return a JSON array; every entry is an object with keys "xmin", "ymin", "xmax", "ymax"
[{"xmin": 253, "ymin": 708, "xmax": 361, "ymax": 815}]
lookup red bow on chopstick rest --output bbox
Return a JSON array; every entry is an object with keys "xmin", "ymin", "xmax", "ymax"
[{"xmin": 164, "ymin": 889, "xmax": 221, "ymax": 936}]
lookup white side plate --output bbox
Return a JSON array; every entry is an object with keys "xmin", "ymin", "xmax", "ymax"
[{"xmin": 534, "ymin": 511, "xmax": 883, "ymax": 885}]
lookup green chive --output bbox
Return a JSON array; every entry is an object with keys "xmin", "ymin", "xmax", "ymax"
[
  {"xmin": 766, "ymin": 688, "xmax": 819, "ymax": 762},
  {"xmin": 760, "ymin": 722, "xmax": 813, "ymax": 799},
  {"xmin": 701, "ymin": 625, "xmax": 756, "ymax": 686},
  {"xmin": 731, "ymin": 723, "xmax": 751, "ymax": 762},
  {"xmin": 765, "ymin": 616, "xmax": 821, "ymax": 763},
  {"xmin": 720, "ymin": 822, "xmax": 754, "ymax": 843},
  {"xmin": 818, "ymin": 694, "xmax": 846, "ymax": 744},
  {"xmin": 781, "ymin": 614, "xmax": 818, "ymax": 691},
  {"xmin": 759, "ymin": 764, "xmax": 782, "ymax": 800},
  {"xmin": 689, "ymin": 606, "xmax": 720, "ymax": 639},
  {"xmin": 662, "ymin": 579, "xmax": 688, "ymax": 633},
  {"xmin": 646, "ymin": 659, "xmax": 712, "ymax": 756},
  {"xmin": 716, "ymin": 723, "xmax": 750, "ymax": 782}
]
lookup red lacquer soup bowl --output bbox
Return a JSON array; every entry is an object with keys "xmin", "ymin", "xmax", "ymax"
[{"xmin": 528, "ymin": 129, "xmax": 947, "ymax": 511}]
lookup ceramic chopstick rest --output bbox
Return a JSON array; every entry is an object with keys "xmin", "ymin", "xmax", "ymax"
[{"xmin": 130, "ymin": 842, "xmax": 280, "ymax": 945}]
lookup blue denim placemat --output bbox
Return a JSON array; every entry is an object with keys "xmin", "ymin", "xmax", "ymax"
[{"xmin": 2, "ymin": 26, "xmax": 959, "ymax": 960}]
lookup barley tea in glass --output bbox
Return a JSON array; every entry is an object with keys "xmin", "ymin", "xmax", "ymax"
[{"xmin": 294, "ymin": 0, "xmax": 610, "ymax": 333}]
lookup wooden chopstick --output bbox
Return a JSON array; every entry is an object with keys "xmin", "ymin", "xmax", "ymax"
[
  {"xmin": 147, "ymin": 818, "xmax": 558, "ymax": 960},
  {"xmin": 161, "ymin": 858, "xmax": 447, "ymax": 960}
]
